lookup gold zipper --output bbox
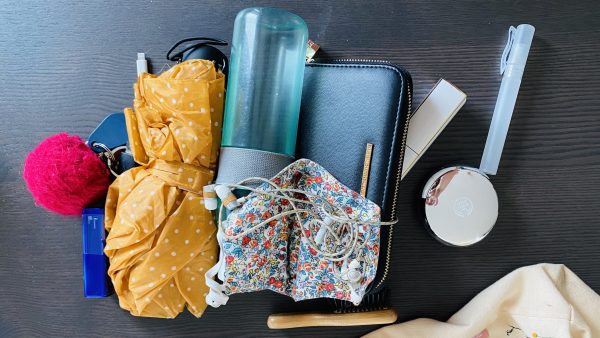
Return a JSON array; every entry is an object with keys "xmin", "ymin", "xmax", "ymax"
[
  {"xmin": 331, "ymin": 58, "xmax": 391, "ymax": 64},
  {"xmin": 308, "ymin": 59, "xmax": 412, "ymax": 288},
  {"xmin": 375, "ymin": 78, "xmax": 411, "ymax": 289}
]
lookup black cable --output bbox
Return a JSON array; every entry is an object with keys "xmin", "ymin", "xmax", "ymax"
[{"xmin": 166, "ymin": 37, "xmax": 228, "ymax": 62}]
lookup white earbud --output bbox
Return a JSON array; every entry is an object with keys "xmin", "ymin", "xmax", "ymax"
[
  {"xmin": 341, "ymin": 259, "xmax": 363, "ymax": 305},
  {"xmin": 215, "ymin": 185, "xmax": 240, "ymax": 210},
  {"xmin": 346, "ymin": 259, "xmax": 362, "ymax": 283},
  {"xmin": 314, "ymin": 216, "xmax": 334, "ymax": 245},
  {"xmin": 204, "ymin": 262, "xmax": 229, "ymax": 308},
  {"xmin": 203, "ymin": 184, "xmax": 218, "ymax": 210},
  {"xmin": 205, "ymin": 289, "xmax": 229, "ymax": 308},
  {"xmin": 341, "ymin": 259, "xmax": 362, "ymax": 283}
]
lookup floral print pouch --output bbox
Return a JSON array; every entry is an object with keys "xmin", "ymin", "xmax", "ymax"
[{"xmin": 207, "ymin": 159, "xmax": 381, "ymax": 305}]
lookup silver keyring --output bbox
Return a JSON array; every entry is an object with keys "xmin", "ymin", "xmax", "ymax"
[
  {"xmin": 91, "ymin": 142, "xmax": 128, "ymax": 177},
  {"xmin": 91, "ymin": 142, "xmax": 116, "ymax": 162}
]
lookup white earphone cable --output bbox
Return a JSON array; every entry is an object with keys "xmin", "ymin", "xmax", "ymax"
[{"xmin": 215, "ymin": 177, "xmax": 385, "ymax": 261}]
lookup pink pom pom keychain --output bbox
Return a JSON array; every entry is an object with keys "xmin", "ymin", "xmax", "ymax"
[{"xmin": 23, "ymin": 133, "xmax": 110, "ymax": 216}]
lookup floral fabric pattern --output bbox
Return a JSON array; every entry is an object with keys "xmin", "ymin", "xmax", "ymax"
[{"xmin": 219, "ymin": 159, "xmax": 381, "ymax": 303}]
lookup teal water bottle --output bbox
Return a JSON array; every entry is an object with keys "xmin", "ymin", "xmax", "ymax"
[{"xmin": 216, "ymin": 7, "xmax": 308, "ymax": 183}]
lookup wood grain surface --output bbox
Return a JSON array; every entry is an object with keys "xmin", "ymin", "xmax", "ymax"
[{"xmin": 1, "ymin": 1, "xmax": 600, "ymax": 337}]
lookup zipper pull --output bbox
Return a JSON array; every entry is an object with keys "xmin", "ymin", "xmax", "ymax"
[{"xmin": 305, "ymin": 39, "xmax": 320, "ymax": 63}]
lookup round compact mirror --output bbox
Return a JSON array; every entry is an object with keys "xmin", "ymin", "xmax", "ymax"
[{"xmin": 422, "ymin": 166, "xmax": 498, "ymax": 247}]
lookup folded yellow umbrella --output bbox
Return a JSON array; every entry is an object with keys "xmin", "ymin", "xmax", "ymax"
[{"xmin": 104, "ymin": 60, "xmax": 224, "ymax": 318}]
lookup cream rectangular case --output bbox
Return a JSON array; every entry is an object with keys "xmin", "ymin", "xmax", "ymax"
[{"xmin": 402, "ymin": 79, "xmax": 466, "ymax": 179}]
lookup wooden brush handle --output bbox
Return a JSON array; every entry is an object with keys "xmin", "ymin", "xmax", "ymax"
[{"xmin": 267, "ymin": 308, "xmax": 397, "ymax": 329}]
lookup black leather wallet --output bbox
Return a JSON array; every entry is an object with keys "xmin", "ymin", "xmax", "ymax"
[{"xmin": 297, "ymin": 61, "xmax": 412, "ymax": 290}]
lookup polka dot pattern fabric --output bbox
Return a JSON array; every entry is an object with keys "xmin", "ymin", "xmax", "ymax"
[{"xmin": 104, "ymin": 60, "xmax": 224, "ymax": 318}]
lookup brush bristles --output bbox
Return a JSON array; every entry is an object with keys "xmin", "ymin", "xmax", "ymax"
[{"xmin": 331, "ymin": 289, "xmax": 390, "ymax": 313}]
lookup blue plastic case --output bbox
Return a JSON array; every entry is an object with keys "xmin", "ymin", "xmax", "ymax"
[{"xmin": 82, "ymin": 208, "xmax": 110, "ymax": 298}]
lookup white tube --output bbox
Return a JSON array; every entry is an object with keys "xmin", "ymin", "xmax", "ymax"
[{"xmin": 479, "ymin": 24, "xmax": 535, "ymax": 175}]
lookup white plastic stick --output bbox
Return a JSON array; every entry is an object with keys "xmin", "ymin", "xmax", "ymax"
[{"xmin": 479, "ymin": 24, "xmax": 535, "ymax": 175}]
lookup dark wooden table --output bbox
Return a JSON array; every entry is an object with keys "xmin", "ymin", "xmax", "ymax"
[{"xmin": 1, "ymin": 1, "xmax": 599, "ymax": 337}]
